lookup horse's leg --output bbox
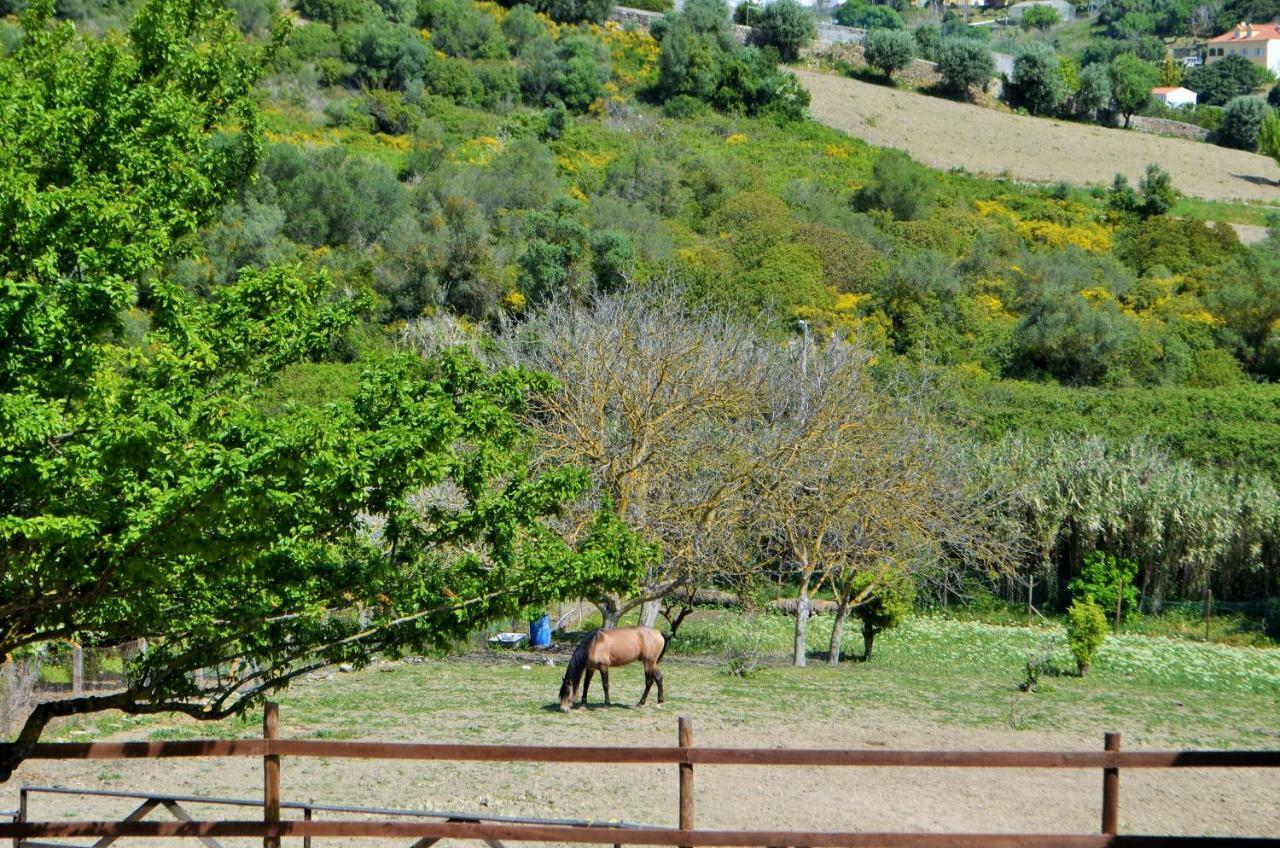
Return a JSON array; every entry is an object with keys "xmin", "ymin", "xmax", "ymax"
[
  {"xmin": 638, "ymin": 668, "xmax": 654, "ymax": 707},
  {"xmin": 581, "ymin": 668, "xmax": 593, "ymax": 707},
  {"xmin": 601, "ymin": 668, "xmax": 611, "ymax": 706},
  {"xmin": 655, "ymin": 668, "xmax": 664, "ymax": 705}
]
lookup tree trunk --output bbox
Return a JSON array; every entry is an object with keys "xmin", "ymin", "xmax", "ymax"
[
  {"xmin": 639, "ymin": 599, "xmax": 661, "ymax": 628},
  {"xmin": 793, "ymin": 574, "xmax": 811, "ymax": 667},
  {"xmin": 828, "ymin": 600, "xmax": 850, "ymax": 665},
  {"xmin": 862, "ymin": 619, "xmax": 876, "ymax": 662},
  {"xmin": 597, "ymin": 598, "xmax": 622, "ymax": 630}
]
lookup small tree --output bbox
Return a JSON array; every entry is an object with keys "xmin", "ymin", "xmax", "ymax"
[
  {"xmin": 1069, "ymin": 551, "xmax": 1140, "ymax": 625},
  {"xmin": 1259, "ymin": 111, "xmax": 1280, "ymax": 177},
  {"xmin": 755, "ymin": 0, "xmax": 815, "ymax": 62},
  {"xmin": 1219, "ymin": 95, "xmax": 1271, "ymax": 150},
  {"xmin": 1074, "ymin": 62, "xmax": 1111, "ymax": 119},
  {"xmin": 937, "ymin": 37, "xmax": 995, "ymax": 100},
  {"xmin": 1066, "ymin": 596, "xmax": 1109, "ymax": 675},
  {"xmin": 1110, "ymin": 53, "xmax": 1158, "ymax": 128},
  {"xmin": 1158, "ymin": 52, "xmax": 1181, "ymax": 87},
  {"xmin": 1020, "ymin": 5, "xmax": 1060, "ymax": 32},
  {"xmin": 1007, "ymin": 41, "xmax": 1067, "ymax": 116},
  {"xmin": 851, "ymin": 570, "xmax": 915, "ymax": 662},
  {"xmin": 863, "ymin": 28, "xmax": 915, "ymax": 80}
]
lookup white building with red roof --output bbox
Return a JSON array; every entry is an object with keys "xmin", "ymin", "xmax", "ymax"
[
  {"xmin": 1152, "ymin": 86, "xmax": 1198, "ymax": 107},
  {"xmin": 1206, "ymin": 21, "xmax": 1280, "ymax": 73}
]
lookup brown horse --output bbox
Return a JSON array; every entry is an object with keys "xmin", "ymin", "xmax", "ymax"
[{"xmin": 558, "ymin": 626, "xmax": 668, "ymax": 711}]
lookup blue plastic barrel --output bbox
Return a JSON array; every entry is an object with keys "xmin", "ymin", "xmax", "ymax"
[{"xmin": 529, "ymin": 614, "xmax": 552, "ymax": 647}]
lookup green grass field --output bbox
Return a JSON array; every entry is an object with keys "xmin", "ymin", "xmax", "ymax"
[{"xmin": 48, "ymin": 612, "xmax": 1279, "ymax": 751}]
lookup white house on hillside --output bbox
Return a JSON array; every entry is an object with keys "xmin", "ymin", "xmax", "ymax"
[
  {"xmin": 1206, "ymin": 22, "xmax": 1280, "ymax": 74},
  {"xmin": 1152, "ymin": 86, "xmax": 1198, "ymax": 108}
]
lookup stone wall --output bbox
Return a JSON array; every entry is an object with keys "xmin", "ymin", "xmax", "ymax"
[
  {"xmin": 1127, "ymin": 115, "xmax": 1212, "ymax": 142},
  {"xmin": 608, "ymin": 5, "xmax": 664, "ymax": 30}
]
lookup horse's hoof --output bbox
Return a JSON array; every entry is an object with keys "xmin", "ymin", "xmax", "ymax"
[{"xmin": 636, "ymin": 702, "xmax": 647, "ymax": 708}]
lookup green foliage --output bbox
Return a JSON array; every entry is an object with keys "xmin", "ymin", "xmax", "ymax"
[
  {"xmin": 850, "ymin": 569, "xmax": 915, "ymax": 661},
  {"xmin": 754, "ymin": 0, "xmax": 814, "ymax": 62},
  {"xmin": 500, "ymin": 3, "xmax": 547, "ymax": 53},
  {"xmin": 340, "ymin": 17, "xmax": 429, "ymax": 88},
  {"xmin": 507, "ymin": 0, "xmax": 612, "ymax": 24},
  {"xmin": 1109, "ymin": 53, "xmax": 1157, "ymax": 126},
  {"xmin": 912, "ymin": 23, "xmax": 939, "ymax": 60},
  {"xmin": 958, "ymin": 380, "xmax": 1280, "ymax": 476},
  {"xmin": 653, "ymin": 0, "xmax": 809, "ymax": 121},
  {"xmin": 1066, "ymin": 596, "xmax": 1109, "ymax": 674},
  {"xmin": 518, "ymin": 197, "xmax": 591, "ymax": 304},
  {"xmin": 295, "ymin": 0, "xmax": 367, "ymax": 25},
  {"xmin": 519, "ymin": 34, "xmax": 609, "ymax": 112},
  {"xmin": 1007, "ymin": 41, "xmax": 1067, "ymax": 116},
  {"xmin": 1070, "ymin": 551, "xmax": 1140, "ymax": 621},
  {"xmin": 1073, "ymin": 61, "xmax": 1112, "ymax": 117},
  {"xmin": 854, "ymin": 149, "xmax": 935, "ymax": 221},
  {"xmin": 936, "ymin": 36, "xmax": 994, "ymax": 99},
  {"xmin": 1020, "ymin": 4, "xmax": 1060, "ymax": 31},
  {"xmin": 1218, "ymin": 95, "xmax": 1271, "ymax": 150},
  {"xmin": 0, "ymin": 0, "xmax": 644, "ymax": 770},
  {"xmin": 863, "ymin": 27, "xmax": 914, "ymax": 79},
  {"xmin": 1107, "ymin": 163, "xmax": 1179, "ymax": 220},
  {"xmin": 1184, "ymin": 54, "xmax": 1271, "ymax": 106},
  {"xmin": 420, "ymin": 0, "xmax": 508, "ymax": 59},
  {"xmin": 833, "ymin": 0, "xmax": 903, "ymax": 29},
  {"xmin": 1260, "ymin": 110, "xmax": 1280, "ymax": 169}
]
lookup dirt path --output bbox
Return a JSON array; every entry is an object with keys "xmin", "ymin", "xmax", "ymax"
[
  {"xmin": 797, "ymin": 68, "xmax": 1280, "ymax": 204},
  {"xmin": 10, "ymin": 657, "xmax": 1279, "ymax": 846}
]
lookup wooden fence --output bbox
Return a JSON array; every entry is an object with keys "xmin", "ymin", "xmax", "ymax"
[{"xmin": 2, "ymin": 703, "xmax": 1279, "ymax": 848}]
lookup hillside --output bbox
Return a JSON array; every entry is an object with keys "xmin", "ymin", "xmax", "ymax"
[{"xmin": 796, "ymin": 67, "xmax": 1280, "ymax": 204}]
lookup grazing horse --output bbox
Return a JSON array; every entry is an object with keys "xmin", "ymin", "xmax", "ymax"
[{"xmin": 558, "ymin": 626, "xmax": 668, "ymax": 711}]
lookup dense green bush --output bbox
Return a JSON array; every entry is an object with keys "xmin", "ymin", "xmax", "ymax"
[
  {"xmin": 854, "ymin": 149, "xmax": 934, "ymax": 220},
  {"xmin": 1218, "ymin": 95, "xmax": 1271, "ymax": 150},
  {"xmin": 850, "ymin": 570, "xmax": 914, "ymax": 661},
  {"xmin": 1070, "ymin": 551, "xmax": 1139, "ymax": 621},
  {"xmin": 503, "ymin": 0, "xmax": 612, "ymax": 23},
  {"xmin": 653, "ymin": 0, "xmax": 809, "ymax": 121},
  {"xmin": 936, "ymin": 37, "xmax": 994, "ymax": 100},
  {"xmin": 863, "ymin": 28, "xmax": 914, "ymax": 79},
  {"xmin": 1066, "ymin": 596, "xmax": 1109, "ymax": 674},
  {"xmin": 833, "ymin": 0, "xmax": 903, "ymax": 29},
  {"xmin": 754, "ymin": 0, "xmax": 815, "ymax": 62},
  {"xmin": 1073, "ymin": 62, "xmax": 1111, "ymax": 118},
  {"xmin": 420, "ymin": 0, "xmax": 508, "ymax": 59},
  {"xmin": 1007, "ymin": 41, "xmax": 1067, "ymax": 116},
  {"xmin": 1020, "ymin": 4, "xmax": 1060, "ymax": 31},
  {"xmin": 295, "ymin": 0, "xmax": 367, "ymax": 25},
  {"xmin": 1184, "ymin": 55, "xmax": 1271, "ymax": 106}
]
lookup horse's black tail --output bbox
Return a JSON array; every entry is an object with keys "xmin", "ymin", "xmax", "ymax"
[
  {"xmin": 558, "ymin": 630, "xmax": 596, "ymax": 707},
  {"xmin": 657, "ymin": 629, "xmax": 671, "ymax": 663}
]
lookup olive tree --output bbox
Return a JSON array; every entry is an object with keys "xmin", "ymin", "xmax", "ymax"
[
  {"xmin": 936, "ymin": 37, "xmax": 995, "ymax": 100},
  {"xmin": 863, "ymin": 27, "xmax": 915, "ymax": 79},
  {"xmin": 755, "ymin": 0, "xmax": 815, "ymax": 62}
]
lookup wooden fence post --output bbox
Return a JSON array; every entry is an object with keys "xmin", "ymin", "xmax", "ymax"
[
  {"xmin": 264, "ymin": 702, "xmax": 281, "ymax": 848},
  {"xmin": 14, "ymin": 786, "xmax": 27, "ymax": 848},
  {"xmin": 1101, "ymin": 731, "xmax": 1120, "ymax": 836},
  {"xmin": 71, "ymin": 645, "xmax": 84, "ymax": 698},
  {"xmin": 678, "ymin": 716, "xmax": 694, "ymax": 848}
]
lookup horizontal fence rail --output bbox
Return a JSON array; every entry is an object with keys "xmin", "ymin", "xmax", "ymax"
[
  {"xmin": 4, "ymin": 822, "xmax": 1280, "ymax": 847},
  {"xmin": 4, "ymin": 704, "xmax": 1279, "ymax": 848},
  {"xmin": 17, "ymin": 741, "xmax": 1280, "ymax": 769}
]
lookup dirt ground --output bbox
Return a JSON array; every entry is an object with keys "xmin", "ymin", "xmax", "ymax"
[
  {"xmin": 8, "ymin": 656, "xmax": 1279, "ymax": 847},
  {"xmin": 796, "ymin": 68, "xmax": 1280, "ymax": 204}
]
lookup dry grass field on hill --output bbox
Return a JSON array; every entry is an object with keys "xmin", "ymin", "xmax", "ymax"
[{"xmin": 796, "ymin": 68, "xmax": 1280, "ymax": 205}]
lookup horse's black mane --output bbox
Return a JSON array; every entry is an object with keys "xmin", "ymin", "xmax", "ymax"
[{"xmin": 558, "ymin": 629, "xmax": 598, "ymax": 702}]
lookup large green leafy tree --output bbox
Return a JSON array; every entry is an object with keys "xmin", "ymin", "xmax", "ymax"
[{"xmin": 0, "ymin": 0, "xmax": 649, "ymax": 779}]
